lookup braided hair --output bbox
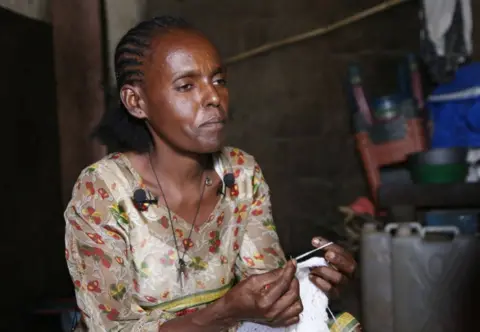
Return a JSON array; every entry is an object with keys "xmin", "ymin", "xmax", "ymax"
[{"xmin": 93, "ymin": 16, "xmax": 192, "ymax": 153}]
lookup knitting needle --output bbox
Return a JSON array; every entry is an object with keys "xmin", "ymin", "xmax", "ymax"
[{"xmin": 294, "ymin": 242, "xmax": 334, "ymax": 261}]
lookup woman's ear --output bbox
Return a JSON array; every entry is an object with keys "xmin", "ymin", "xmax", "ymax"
[{"xmin": 120, "ymin": 85, "xmax": 147, "ymax": 119}]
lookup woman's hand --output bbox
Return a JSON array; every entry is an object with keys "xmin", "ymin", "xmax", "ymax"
[
  {"xmin": 223, "ymin": 260, "xmax": 303, "ymax": 327},
  {"xmin": 309, "ymin": 237, "xmax": 356, "ymax": 298}
]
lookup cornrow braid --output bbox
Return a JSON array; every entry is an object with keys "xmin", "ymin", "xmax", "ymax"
[
  {"xmin": 93, "ymin": 16, "xmax": 192, "ymax": 153},
  {"xmin": 114, "ymin": 16, "xmax": 191, "ymax": 89}
]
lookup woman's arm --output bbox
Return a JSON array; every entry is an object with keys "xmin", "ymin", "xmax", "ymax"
[
  {"xmin": 234, "ymin": 160, "xmax": 356, "ymax": 297},
  {"xmin": 65, "ymin": 169, "xmax": 237, "ymax": 332},
  {"xmin": 235, "ymin": 162, "xmax": 287, "ymax": 280}
]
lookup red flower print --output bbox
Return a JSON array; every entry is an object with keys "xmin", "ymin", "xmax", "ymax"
[
  {"xmin": 87, "ymin": 233, "xmax": 105, "ymax": 245},
  {"xmin": 110, "ymin": 153, "xmax": 121, "ymax": 159},
  {"xmin": 65, "ymin": 249, "xmax": 69, "ymax": 260},
  {"xmin": 233, "ymin": 241, "xmax": 239, "ymax": 251},
  {"xmin": 159, "ymin": 216, "xmax": 169, "ymax": 228},
  {"xmin": 229, "ymin": 149, "xmax": 245, "ymax": 165},
  {"xmin": 133, "ymin": 279, "xmax": 140, "ymax": 293},
  {"xmin": 176, "ymin": 308, "xmax": 199, "ymax": 317},
  {"xmin": 145, "ymin": 296, "xmax": 158, "ymax": 303},
  {"xmin": 183, "ymin": 238, "xmax": 193, "ymax": 250},
  {"xmin": 134, "ymin": 202, "xmax": 148, "ymax": 211},
  {"xmin": 101, "ymin": 257, "xmax": 112, "ymax": 269},
  {"xmin": 263, "ymin": 247, "xmax": 279, "ymax": 256},
  {"xmin": 115, "ymin": 256, "xmax": 124, "ymax": 265},
  {"xmin": 160, "ymin": 250, "xmax": 175, "ymax": 265},
  {"xmin": 161, "ymin": 291, "xmax": 170, "ymax": 299},
  {"xmin": 74, "ymin": 280, "xmax": 81, "ymax": 290},
  {"xmin": 234, "ymin": 204, "xmax": 247, "ymax": 223},
  {"xmin": 83, "ymin": 207, "xmax": 101, "ymax": 225},
  {"xmin": 234, "ymin": 169, "xmax": 241, "ymax": 178},
  {"xmin": 230, "ymin": 184, "xmax": 239, "ymax": 197},
  {"xmin": 80, "ymin": 246, "xmax": 111, "ymax": 268},
  {"xmin": 103, "ymin": 227, "xmax": 121, "ymax": 240},
  {"xmin": 234, "ymin": 227, "xmax": 239, "ymax": 236},
  {"xmin": 175, "ymin": 229, "xmax": 184, "ymax": 238},
  {"xmin": 251, "ymin": 208, "xmax": 263, "ymax": 216},
  {"xmin": 196, "ymin": 280, "xmax": 206, "ymax": 289},
  {"xmin": 243, "ymin": 257, "xmax": 255, "ymax": 267},
  {"xmin": 216, "ymin": 212, "xmax": 225, "ymax": 226},
  {"xmin": 68, "ymin": 219, "xmax": 82, "ymax": 230},
  {"xmin": 220, "ymin": 255, "xmax": 227, "ymax": 264},
  {"xmin": 107, "ymin": 309, "xmax": 119, "ymax": 321},
  {"xmin": 208, "ymin": 231, "xmax": 221, "ymax": 253},
  {"xmin": 85, "ymin": 182, "xmax": 95, "ymax": 196},
  {"xmin": 221, "ymin": 277, "xmax": 225, "ymax": 285},
  {"xmin": 97, "ymin": 188, "xmax": 109, "ymax": 199},
  {"xmin": 87, "ymin": 280, "xmax": 101, "ymax": 293},
  {"xmin": 79, "ymin": 245, "xmax": 100, "ymax": 257},
  {"xmin": 253, "ymin": 197, "xmax": 264, "ymax": 207},
  {"xmin": 254, "ymin": 253, "xmax": 265, "ymax": 260}
]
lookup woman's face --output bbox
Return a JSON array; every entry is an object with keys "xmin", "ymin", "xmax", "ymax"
[{"xmin": 122, "ymin": 29, "xmax": 229, "ymax": 154}]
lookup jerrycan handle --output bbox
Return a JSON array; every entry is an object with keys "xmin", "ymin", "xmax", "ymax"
[
  {"xmin": 384, "ymin": 222, "xmax": 422, "ymax": 235},
  {"xmin": 419, "ymin": 225, "xmax": 460, "ymax": 238}
]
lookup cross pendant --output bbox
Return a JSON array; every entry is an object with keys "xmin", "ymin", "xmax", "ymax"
[{"xmin": 177, "ymin": 259, "xmax": 188, "ymax": 288}]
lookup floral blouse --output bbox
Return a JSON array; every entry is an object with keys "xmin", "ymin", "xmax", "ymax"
[{"xmin": 65, "ymin": 147, "xmax": 287, "ymax": 332}]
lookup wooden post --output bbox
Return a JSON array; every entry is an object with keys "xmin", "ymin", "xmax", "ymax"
[{"xmin": 51, "ymin": 0, "xmax": 106, "ymax": 205}]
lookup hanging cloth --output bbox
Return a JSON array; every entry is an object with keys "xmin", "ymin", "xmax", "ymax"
[{"xmin": 420, "ymin": 0, "xmax": 473, "ymax": 83}]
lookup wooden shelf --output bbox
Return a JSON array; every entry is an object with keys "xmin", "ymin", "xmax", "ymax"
[{"xmin": 378, "ymin": 183, "xmax": 480, "ymax": 208}]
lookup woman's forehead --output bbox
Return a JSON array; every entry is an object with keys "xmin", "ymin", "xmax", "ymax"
[{"xmin": 147, "ymin": 30, "xmax": 221, "ymax": 78}]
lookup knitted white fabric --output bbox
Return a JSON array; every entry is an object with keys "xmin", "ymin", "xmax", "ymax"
[{"xmin": 238, "ymin": 257, "xmax": 330, "ymax": 332}]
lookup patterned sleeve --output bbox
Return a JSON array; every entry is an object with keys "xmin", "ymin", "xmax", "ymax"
[
  {"xmin": 65, "ymin": 169, "xmax": 176, "ymax": 332},
  {"xmin": 235, "ymin": 162, "xmax": 287, "ymax": 280}
]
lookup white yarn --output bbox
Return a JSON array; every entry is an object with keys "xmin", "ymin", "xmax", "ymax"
[{"xmin": 238, "ymin": 257, "xmax": 330, "ymax": 332}]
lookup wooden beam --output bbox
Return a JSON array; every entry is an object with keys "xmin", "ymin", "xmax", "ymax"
[{"xmin": 51, "ymin": 0, "xmax": 106, "ymax": 205}]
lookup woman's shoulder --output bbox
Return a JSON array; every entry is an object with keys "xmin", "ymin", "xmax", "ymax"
[
  {"xmin": 69, "ymin": 153, "xmax": 135, "ymax": 202},
  {"xmin": 220, "ymin": 147, "xmax": 266, "ymax": 195},
  {"xmin": 75, "ymin": 153, "xmax": 129, "ymax": 181},
  {"xmin": 220, "ymin": 146, "xmax": 259, "ymax": 171}
]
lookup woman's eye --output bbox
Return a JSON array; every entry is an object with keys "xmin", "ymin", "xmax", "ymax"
[
  {"xmin": 176, "ymin": 84, "xmax": 193, "ymax": 92},
  {"xmin": 213, "ymin": 78, "xmax": 227, "ymax": 86}
]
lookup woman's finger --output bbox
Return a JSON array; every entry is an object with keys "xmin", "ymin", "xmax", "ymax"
[
  {"xmin": 266, "ymin": 277, "xmax": 300, "ymax": 319},
  {"xmin": 325, "ymin": 249, "xmax": 356, "ymax": 275},
  {"xmin": 310, "ymin": 266, "xmax": 346, "ymax": 286},
  {"xmin": 269, "ymin": 300, "xmax": 303, "ymax": 327},
  {"xmin": 258, "ymin": 260, "xmax": 296, "ymax": 307},
  {"xmin": 308, "ymin": 273, "xmax": 339, "ymax": 298},
  {"xmin": 311, "ymin": 237, "xmax": 344, "ymax": 253}
]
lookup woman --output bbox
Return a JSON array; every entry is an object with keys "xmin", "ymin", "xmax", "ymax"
[{"xmin": 64, "ymin": 16, "xmax": 357, "ymax": 331}]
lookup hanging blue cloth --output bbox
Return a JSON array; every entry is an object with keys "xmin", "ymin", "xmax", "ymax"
[{"xmin": 428, "ymin": 62, "xmax": 480, "ymax": 148}]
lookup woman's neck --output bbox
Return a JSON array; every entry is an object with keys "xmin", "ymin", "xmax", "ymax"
[{"xmin": 148, "ymin": 140, "xmax": 210, "ymax": 188}]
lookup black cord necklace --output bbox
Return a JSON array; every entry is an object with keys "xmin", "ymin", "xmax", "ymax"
[{"xmin": 148, "ymin": 152, "xmax": 209, "ymax": 289}]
